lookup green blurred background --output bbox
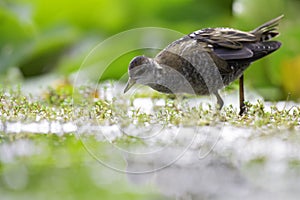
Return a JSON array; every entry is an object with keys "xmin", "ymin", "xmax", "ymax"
[{"xmin": 1, "ymin": 0, "xmax": 300, "ymax": 100}]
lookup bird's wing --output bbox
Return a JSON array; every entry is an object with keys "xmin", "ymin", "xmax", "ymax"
[
  {"xmin": 189, "ymin": 28, "xmax": 257, "ymax": 49},
  {"xmin": 213, "ymin": 41, "xmax": 281, "ymax": 61},
  {"xmin": 213, "ymin": 47, "xmax": 253, "ymax": 60}
]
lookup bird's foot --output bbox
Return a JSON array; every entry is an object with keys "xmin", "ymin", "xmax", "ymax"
[{"xmin": 239, "ymin": 102, "xmax": 247, "ymax": 115}]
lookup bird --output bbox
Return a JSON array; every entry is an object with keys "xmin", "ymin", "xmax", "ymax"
[{"xmin": 124, "ymin": 15, "xmax": 283, "ymax": 115}]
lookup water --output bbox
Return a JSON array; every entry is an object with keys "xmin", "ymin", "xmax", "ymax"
[{"xmin": 1, "ymin": 120, "xmax": 300, "ymax": 199}]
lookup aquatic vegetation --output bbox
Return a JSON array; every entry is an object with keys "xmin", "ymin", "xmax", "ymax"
[{"xmin": 0, "ymin": 83, "xmax": 299, "ymax": 135}]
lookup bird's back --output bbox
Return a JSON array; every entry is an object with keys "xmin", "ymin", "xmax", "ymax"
[{"xmin": 154, "ymin": 15, "xmax": 282, "ymax": 92}]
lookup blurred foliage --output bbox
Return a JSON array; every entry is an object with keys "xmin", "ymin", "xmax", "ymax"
[{"xmin": 1, "ymin": 0, "xmax": 300, "ymax": 100}]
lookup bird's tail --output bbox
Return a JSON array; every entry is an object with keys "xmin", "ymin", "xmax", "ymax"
[{"xmin": 250, "ymin": 15, "xmax": 283, "ymax": 41}]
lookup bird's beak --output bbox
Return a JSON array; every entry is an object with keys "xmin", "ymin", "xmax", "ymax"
[{"xmin": 124, "ymin": 78, "xmax": 136, "ymax": 93}]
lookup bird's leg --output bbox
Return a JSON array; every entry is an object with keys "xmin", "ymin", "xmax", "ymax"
[
  {"xmin": 239, "ymin": 74, "xmax": 246, "ymax": 115},
  {"xmin": 214, "ymin": 91, "xmax": 224, "ymax": 110}
]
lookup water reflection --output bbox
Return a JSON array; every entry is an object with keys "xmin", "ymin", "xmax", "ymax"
[
  {"xmin": 75, "ymin": 124, "xmax": 300, "ymax": 199},
  {"xmin": 1, "ymin": 121, "xmax": 300, "ymax": 199},
  {"xmin": 123, "ymin": 127, "xmax": 300, "ymax": 200},
  {"xmin": 127, "ymin": 153, "xmax": 250, "ymax": 200},
  {"xmin": 0, "ymin": 121, "xmax": 77, "ymax": 135}
]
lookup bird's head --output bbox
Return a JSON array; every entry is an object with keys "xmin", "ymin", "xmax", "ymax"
[{"xmin": 124, "ymin": 55, "xmax": 157, "ymax": 93}]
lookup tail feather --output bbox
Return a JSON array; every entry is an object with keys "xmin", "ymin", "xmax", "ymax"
[{"xmin": 250, "ymin": 15, "xmax": 284, "ymax": 41}]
